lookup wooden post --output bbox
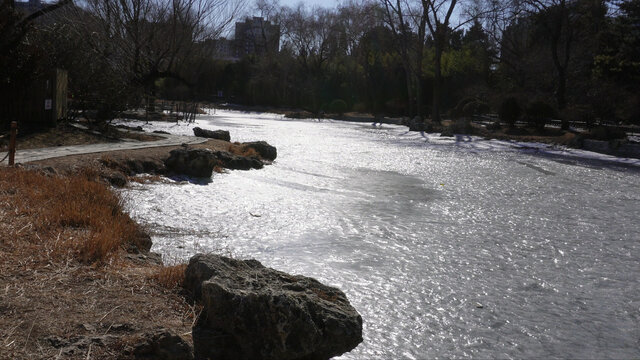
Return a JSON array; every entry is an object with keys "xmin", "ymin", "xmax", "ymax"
[{"xmin": 8, "ymin": 121, "xmax": 17, "ymax": 166}]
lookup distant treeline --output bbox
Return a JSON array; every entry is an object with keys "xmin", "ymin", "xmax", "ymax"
[{"xmin": 1, "ymin": 0, "xmax": 639, "ymax": 127}]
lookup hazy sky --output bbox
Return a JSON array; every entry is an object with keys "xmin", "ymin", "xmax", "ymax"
[{"xmin": 278, "ymin": 0, "xmax": 341, "ymax": 9}]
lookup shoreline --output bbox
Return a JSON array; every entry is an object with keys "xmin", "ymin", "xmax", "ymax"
[
  {"xmin": 0, "ymin": 136, "xmax": 259, "ymax": 358},
  {"xmin": 212, "ymin": 104, "xmax": 640, "ymax": 160},
  {"xmin": 1, "ymin": 112, "xmax": 637, "ymax": 358},
  {"xmin": 1, "ymin": 128, "xmax": 363, "ymax": 359}
]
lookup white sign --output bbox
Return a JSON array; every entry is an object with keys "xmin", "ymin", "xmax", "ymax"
[{"xmin": 44, "ymin": 99, "xmax": 52, "ymax": 110}]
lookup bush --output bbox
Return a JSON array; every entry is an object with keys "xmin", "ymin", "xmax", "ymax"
[
  {"xmin": 526, "ymin": 100, "xmax": 556, "ymax": 130},
  {"xmin": 352, "ymin": 102, "xmax": 367, "ymax": 113},
  {"xmin": 499, "ymin": 97, "xmax": 521, "ymax": 127},
  {"xmin": 444, "ymin": 119, "xmax": 474, "ymax": 135},
  {"xmin": 329, "ymin": 99, "xmax": 348, "ymax": 114},
  {"xmin": 587, "ymin": 126, "xmax": 627, "ymax": 141},
  {"xmin": 462, "ymin": 101, "xmax": 490, "ymax": 117},
  {"xmin": 452, "ymin": 97, "xmax": 478, "ymax": 118},
  {"xmin": 560, "ymin": 105, "xmax": 596, "ymax": 129},
  {"xmin": 486, "ymin": 121, "xmax": 501, "ymax": 131}
]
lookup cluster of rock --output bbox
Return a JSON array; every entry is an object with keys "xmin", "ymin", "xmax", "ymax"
[
  {"xmin": 164, "ymin": 148, "xmax": 262, "ymax": 177},
  {"xmin": 98, "ymin": 128, "xmax": 278, "ymax": 186},
  {"xmin": 184, "ymin": 254, "xmax": 363, "ymax": 360},
  {"xmin": 164, "ymin": 140, "xmax": 277, "ymax": 178}
]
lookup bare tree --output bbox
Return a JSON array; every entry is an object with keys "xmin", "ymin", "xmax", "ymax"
[
  {"xmin": 79, "ymin": 0, "xmax": 245, "ymax": 89},
  {"xmin": 521, "ymin": 0, "xmax": 574, "ymax": 110},
  {"xmin": 421, "ymin": 0, "xmax": 460, "ymax": 122},
  {"xmin": 380, "ymin": 0, "xmax": 422, "ymax": 117},
  {"xmin": 0, "ymin": 0, "xmax": 72, "ymax": 54}
]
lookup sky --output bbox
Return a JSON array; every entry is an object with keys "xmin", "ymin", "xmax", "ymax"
[{"xmin": 278, "ymin": 0, "xmax": 341, "ymax": 9}]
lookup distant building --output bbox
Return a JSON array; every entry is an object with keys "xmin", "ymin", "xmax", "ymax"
[
  {"xmin": 233, "ymin": 17, "xmax": 280, "ymax": 58},
  {"xmin": 205, "ymin": 17, "xmax": 280, "ymax": 62},
  {"xmin": 211, "ymin": 38, "xmax": 240, "ymax": 62}
]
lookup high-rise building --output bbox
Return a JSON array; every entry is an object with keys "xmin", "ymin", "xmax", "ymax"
[{"xmin": 234, "ymin": 17, "xmax": 280, "ymax": 57}]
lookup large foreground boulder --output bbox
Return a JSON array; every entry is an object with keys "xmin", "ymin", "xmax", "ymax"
[
  {"xmin": 185, "ymin": 254, "xmax": 363, "ymax": 360},
  {"xmin": 193, "ymin": 127, "xmax": 231, "ymax": 141}
]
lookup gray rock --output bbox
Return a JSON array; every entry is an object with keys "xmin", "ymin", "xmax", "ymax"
[
  {"xmin": 185, "ymin": 254, "xmax": 363, "ymax": 360},
  {"xmin": 240, "ymin": 141, "xmax": 277, "ymax": 161},
  {"xmin": 408, "ymin": 117, "xmax": 425, "ymax": 132},
  {"xmin": 133, "ymin": 329, "xmax": 194, "ymax": 360},
  {"xmin": 440, "ymin": 128, "xmax": 454, "ymax": 137},
  {"xmin": 129, "ymin": 229, "xmax": 153, "ymax": 253},
  {"xmin": 165, "ymin": 148, "xmax": 219, "ymax": 178},
  {"xmin": 213, "ymin": 151, "xmax": 264, "ymax": 170},
  {"xmin": 193, "ymin": 127, "xmax": 231, "ymax": 141},
  {"xmin": 45, "ymin": 335, "xmax": 116, "ymax": 356},
  {"xmin": 125, "ymin": 251, "xmax": 163, "ymax": 266},
  {"xmin": 104, "ymin": 171, "xmax": 127, "ymax": 187},
  {"xmin": 165, "ymin": 149, "xmax": 264, "ymax": 177}
]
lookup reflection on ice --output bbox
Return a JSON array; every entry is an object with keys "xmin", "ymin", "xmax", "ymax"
[{"xmin": 121, "ymin": 110, "xmax": 640, "ymax": 359}]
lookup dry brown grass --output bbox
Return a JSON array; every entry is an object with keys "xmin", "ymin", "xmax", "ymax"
[
  {"xmin": 227, "ymin": 143, "xmax": 259, "ymax": 158},
  {"xmin": 151, "ymin": 263, "xmax": 188, "ymax": 290},
  {"xmin": 0, "ymin": 167, "xmax": 197, "ymax": 359},
  {"xmin": 0, "ymin": 167, "xmax": 143, "ymax": 264},
  {"xmin": 213, "ymin": 165, "xmax": 225, "ymax": 174}
]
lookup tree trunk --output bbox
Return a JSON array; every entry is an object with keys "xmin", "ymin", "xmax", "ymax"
[
  {"xmin": 416, "ymin": 75, "xmax": 423, "ymax": 119},
  {"xmin": 415, "ymin": 43, "xmax": 424, "ymax": 119},
  {"xmin": 432, "ymin": 43, "xmax": 443, "ymax": 123},
  {"xmin": 403, "ymin": 62, "xmax": 414, "ymax": 117},
  {"xmin": 557, "ymin": 67, "xmax": 566, "ymax": 110}
]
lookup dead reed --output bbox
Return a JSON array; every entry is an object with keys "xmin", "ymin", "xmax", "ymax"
[
  {"xmin": 151, "ymin": 263, "xmax": 188, "ymax": 290},
  {"xmin": 0, "ymin": 167, "xmax": 143, "ymax": 264},
  {"xmin": 227, "ymin": 143, "xmax": 259, "ymax": 158}
]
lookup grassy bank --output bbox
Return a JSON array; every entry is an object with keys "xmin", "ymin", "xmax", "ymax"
[{"xmin": 0, "ymin": 167, "xmax": 192, "ymax": 359}]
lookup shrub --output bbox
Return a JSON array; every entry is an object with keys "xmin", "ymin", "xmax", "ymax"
[
  {"xmin": 560, "ymin": 105, "xmax": 596, "ymax": 129},
  {"xmin": 587, "ymin": 126, "xmax": 627, "ymax": 141},
  {"xmin": 476, "ymin": 102, "xmax": 490, "ymax": 115},
  {"xmin": 526, "ymin": 100, "xmax": 556, "ymax": 130},
  {"xmin": 461, "ymin": 101, "xmax": 490, "ymax": 117},
  {"xmin": 329, "ymin": 99, "xmax": 348, "ymax": 114},
  {"xmin": 499, "ymin": 97, "xmax": 521, "ymax": 127},
  {"xmin": 486, "ymin": 121, "xmax": 501, "ymax": 131},
  {"xmin": 352, "ymin": 102, "xmax": 368, "ymax": 113},
  {"xmin": 452, "ymin": 97, "xmax": 478, "ymax": 118},
  {"xmin": 444, "ymin": 119, "xmax": 474, "ymax": 135}
]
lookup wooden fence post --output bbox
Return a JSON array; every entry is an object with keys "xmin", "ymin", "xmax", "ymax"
[{"xmin": 8, "ymin": 121, "xmax": 17, "ymax": 166}]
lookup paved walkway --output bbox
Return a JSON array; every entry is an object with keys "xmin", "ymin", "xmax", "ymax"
[{"xmin": 1, "ymin": 132, "xmax": 207, "ymax": 164}]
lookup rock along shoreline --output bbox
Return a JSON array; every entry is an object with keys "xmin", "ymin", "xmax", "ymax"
[{"xmin": 22, "ymin": 127, "xmax": 364, "ymax": 359}]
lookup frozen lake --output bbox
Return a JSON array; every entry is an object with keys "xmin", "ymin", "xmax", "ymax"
[{"xmin": 121, "ymin": 110, "xmax": 640, "ymax": 359}]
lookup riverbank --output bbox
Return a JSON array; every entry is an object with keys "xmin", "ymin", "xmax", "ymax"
[
  {"xmin": 0, "ymin": 167, "xmax": 195, "ymax": 359},
  {"xmin": 0, "ymin": 131, "xmax": 257, "ymax": 358},
  {"xmin": 1, "ymin": 123, "xmax": 363, "ymax": 359}
]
